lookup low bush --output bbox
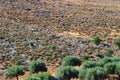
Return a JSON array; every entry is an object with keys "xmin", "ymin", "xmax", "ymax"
[
  {"xmin": 94, "ymin": 67, "xmax": 107, "ymax": 80},
  {"xmin": 79, "ymin": 69, "xmax": 88, "ymax": 80},
  {"xmin": 35, "ymin": 72, "xmax": 52, "ymax": 80},
  {"xmin": 111, "ymin": 57, "xmax": 120, "ymax": 62},
  {"xmin": 56, "ymin": 66, "xmax": 78, "ymax": 80},
  {"xmin": 85, "ymin": 68, "xmax": 96, "ymax": 80},
  {"xmin": 82, "ymin": 55, "xmax": 89, "ymax": 61},
  {"xmin": 29, "ymin": 60, "xmax": 47, "ymax": 73},
  {"xmin": 114, "ymin": 39, "xmax": 120, "ymax": 49},
  {"xmin": 106, "ymin": 49, "xmax": 113, "ymax": 57},
  {"xmin": 5, "ymin": 65, "xmax": 24, "ymax": 80},
  {"xmin": 85, "ymin": 67, "xmax": 106, "ymax": 80},
  {"xmin": 104, "ymin": 62, "xmax": 117, "ymax": 74},
  {"xmin": 82, "ymin": 61, "xmax": 102, "ymax": 69},
  {"xmin": 62, "ymin": 55, "xmax": 81, "ymax": 66},
  {"xmin": 15, "ymin": 59, "xmax": 23, "ymax": 65},
  {"xmin": 92, "ymin": 36, "xmax": 102, "ymax": 45},
  {"xmin": 24, "ymin": 77, "xmax": 40, "ymax": 80},
  {"xmin": 100, "ymin": 57, "xmax": 113, "ymax": 65},
  {"xmin": 100, "ymin": 57, "xmax": 120, "ymax": 65},
  {"xmin": 115, "ymin": 62, "xmax": 120, "ymax": 75}
]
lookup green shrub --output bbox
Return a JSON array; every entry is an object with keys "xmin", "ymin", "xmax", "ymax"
[
  {"xmin": 106, "ymin": 49, "xmax": 113, "ymax": 57},
  {"xmin": 82, "ymin": 55, "xmax": 89, "ymax": 61},
  {"xmin": 85, "ymin": 68, "xmax": 96, "ymax": 80},
  {"xmin": 82, "ymin": 61, "xmax": 102, "ymax": 69},
  {"xmin": 92, "ymin": 36, "xmax": 102, "ymax": 45},
  {"xmin": 50, "ymin": 44, "xmax": 56, "ymax": 50},
  {"xmin": 60, "ymin": 52, "xmax": 66, "ymax": 59},
  {"xmin": 111, "ymin": 57, "xmax": 120, "ymax": 62},
  {"xmin": 29, "ymin": 60, "xmax": 47, "ymax": 73},
  {"xmin": 79, "ymin": 69, "xmax": 88, "ymax": 80},
  {"xmin": 62, "ymin": 56, "xmax": 81, "ymax": 66},
  {"xmin": 103, "ymin": 33, "xmax": 108, "ymax": 38},
  {"xmin": 94, "ymin": 67, "xmax": 107, "ymax": 80},
  {"xmin": 115, "ymin": 62, "xmax": 120, "ymax": 75},
  {"xmin": 29, "ymin": 42, "xmax": 34, "ymax": 47},
  {"xmin": 114, "ymin": 39, "xmax": 120, "ymax": 49},
  {"xmin": 35, "ymin": 72, "xmax": 52, "ymax": 80},
  {"xmin": 24, "ymin": 77, "xmax": 40, "ymax": 80},
  {"xmin": 85, "ymin": 67, "xmax": 106, "ymax": 80},
  {"xmin": 25, "ymin": 72, "xmax": 52, "ymax": 80},
  {"xmin": 15, "ymin": 59, "xmax": 23, "ymax": 65},
  {"xmin": 100, "ymin": 57, "xmax": 120, "ymax": 65},
  {"xmin": 56, "ymin": 66, "xmax": 78, "ymax": 80},
  {"xmin": 100, "ymin": 57, "xmax": 113, "ymax": 65},
  {"xmin": 5, "ymin": 65, "xmax": 24, "ymax": 80},
  {"xmin": 104, "ymin": 62, "xmax": 117, "ymax": 74}
]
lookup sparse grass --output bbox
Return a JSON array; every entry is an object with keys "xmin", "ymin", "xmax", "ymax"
[{"xmin": 0, "ymin": 0, "xmax": 120, "ymax": 79}]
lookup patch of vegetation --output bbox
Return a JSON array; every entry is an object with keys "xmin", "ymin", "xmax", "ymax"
[
  {"xmin": 82, "ymin": 61, "xmax": 102, "ymax": 69},
  {"xmin": 85, "ymin": 67, "xmax": 106, "ymax": 80},
  {"xmin": 49, "ymin": 44, "xmax": 57, "ymax": 50},
  {"xmin": 56, "ymin": 66, "xmax": 78, "ymax": 80},
  {"xmin": 29, "ymin": 60, "xmax": 47, "ymax": 73},
  {"xmin": 62, "ymin": 55, "xmax": 81, "ymax": 66},
  {"xmin": 35, "ymin": 72, "xmax": 52, "ymax": 80},
  {"xmin": 5, "ymin": 65, "xmax": 25, "ymax": 80},
  {"xmin": 79, "ymin": 57, "xmax": 120, "ymax": 80},
  {"xmin": 104, "ymin": 62, "xmax": 117, "ymax": 74},
  {"xmin": 115, "ymin": 62, "xmax": 120, "ymax": 75},
  {"xmin": 106, "ymin": 49, "xmax": 113, "ymax": 57},
  {"xmin": 82, "ymin": 55, "xmax": 89, "ymax": 61},
  {"xmin": 79, "ymin": 68, "xmax": 88, "ymax": 80},
  {"xmin": 114, "ymin": 39, "xmax": 120, "ymax": 49},
  {"xmin": 15, "ymin": 59, "xmax": 23, "ymax": 65},
  {"xmin": 1, "ymin": 0, "xmax": 120, "ymax": 79},
  {"xmin": 25, "ymin": 77, "xmax": 40, "ymax": 80},
  {"xmin": 92, "ymin": 36, "xmax": 102, "ymax": 45}
]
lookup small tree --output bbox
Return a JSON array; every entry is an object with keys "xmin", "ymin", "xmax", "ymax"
[
  {"xmin": 56, "ymin": 66, "xmax": 78, "ymax": 80},
  {"xmin": 5, "ymin": 65, "xmax": 24, "ymax": 80},
  {"xmin": 114, "ymin": 39, "xmax": 120, "ymax": 49},
  {"xmin": 29, "ymin": 60, "xmax": 47, "ymax": 73},
  {"xmin": 92, "ymin": 36, "xmax": 102, "ymax": 45},
  {"xmin": 62, "ymin": 56, "xmax": 81, "ymax": 66}
]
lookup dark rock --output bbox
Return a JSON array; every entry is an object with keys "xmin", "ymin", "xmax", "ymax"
[
  {"xmin": 96, "ymin": 54, "xmax": 104, "ymax": 59},
  {"xmin": 10, "ymin": 0, "xmax": 18, "ymax": 2},
  {"xmin": 25, "ymin": 8, "xmax": 31, "ymax": 11},
  {"xmin": 0, "ymin": 36, "xmax": 5, "ymax": 40},
  {"xmin": 103, "ymin": 44, "xmax": 111, "ymax": 48}
]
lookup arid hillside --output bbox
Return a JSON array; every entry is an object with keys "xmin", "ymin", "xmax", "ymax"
[{"xmin": 0, "ymin": 0, "xmax": 120, "ymax": 80}]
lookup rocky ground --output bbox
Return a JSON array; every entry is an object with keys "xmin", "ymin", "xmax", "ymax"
[{"xmin": 0, "ymin": 0, "xmax": 120, "ymax": 80}]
